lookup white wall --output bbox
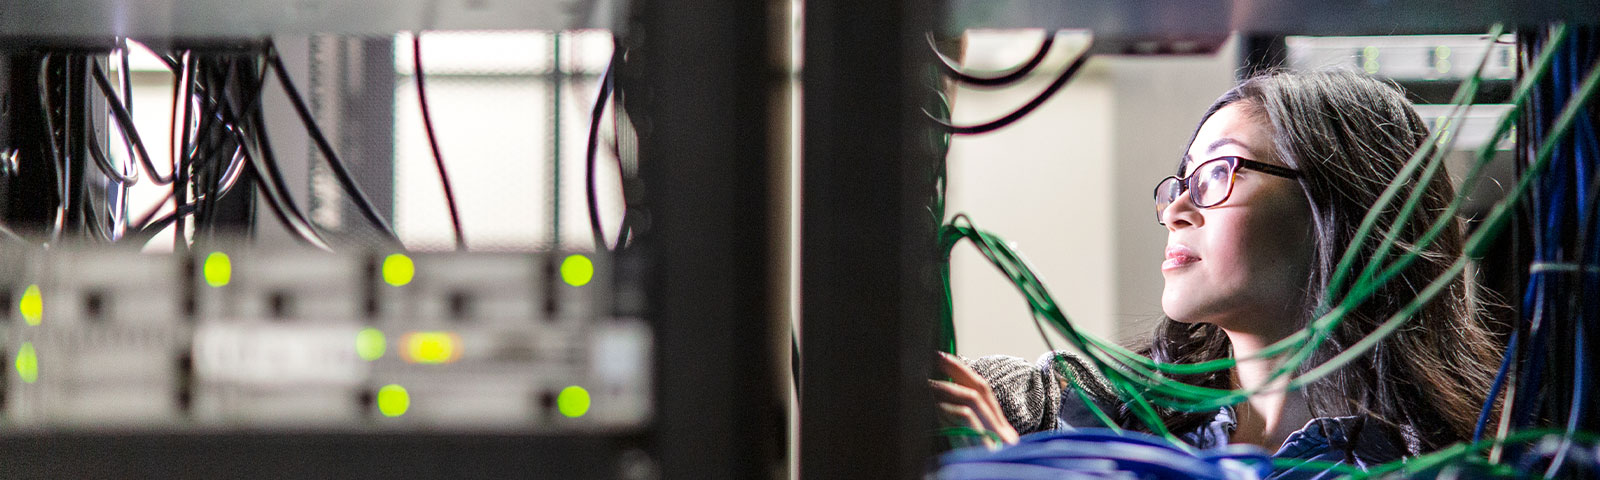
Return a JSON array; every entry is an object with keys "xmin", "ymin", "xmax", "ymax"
[
  {"xmin": 392, "ymin": 31, "xmax": 620, "ymax": 252},
  {"xmin": 945, "ymin": 32, "xmax": 1238, "ymax": 359}
]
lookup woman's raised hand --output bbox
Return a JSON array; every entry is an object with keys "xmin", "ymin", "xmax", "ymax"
[{"xmin": 932, "ymin": 352, "xmax": 1019, "ymax": 447}]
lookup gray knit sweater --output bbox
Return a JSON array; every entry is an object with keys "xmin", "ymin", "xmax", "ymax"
[{"xmin": 964, "ymin": 351, "xmax": 1122, "ymax": 434}]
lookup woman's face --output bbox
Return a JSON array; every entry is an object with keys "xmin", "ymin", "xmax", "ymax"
[{"xmin": 1160, "ymin": 103, "xmax": 1315, "ymax": 337}]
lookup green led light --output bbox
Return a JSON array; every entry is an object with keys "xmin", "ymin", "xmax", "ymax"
[
  {"xmin": 356, "ymin": 328, "xmax": 386, "ymax": 361},
  {"xmin": 1434, "ymin": 117, "xmax": 1454, "ymax": 147},
  {"xmin": 377, "ymin": 384, "xmax": 410, "ymax": 417},
  {"xmin": 19, "ymin": 284, "xmax": 41, "ymax": 326},
  {"xmin": 402, "ymin": 332, "xmax": 459, "ymax": 364},
  {"xmin": 382, "ymin": 254, "xmax": 415, "ymax": 287},
  {"xmin": 203, "ymin": 252, "xmax": 232, "ymax": 288},
  {"xmin": 557, "ymin": 385, "xmax": 591, "ymax": 418},
  {"xmin": 1362, "ymin": 45, "xmax": 1380, "ymax": 74},
  {"xmin": 15, "ymin": 342, "xmax": 37, "ymax": 383},
  {"xmin": 560, "ymin": 254, "xmax": 594, "ymax": 287}
]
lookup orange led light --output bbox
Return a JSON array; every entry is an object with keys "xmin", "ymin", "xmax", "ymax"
[{"xmin": 400, "ymin": 331, "xmax": 462, "ymax": 364}]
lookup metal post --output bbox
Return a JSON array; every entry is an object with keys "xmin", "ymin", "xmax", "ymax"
[
  {"xmin": 801, "ymin": 0, "xmax": 941, "ymax": 478},
  {"xmin": 623, "ymin": 0, "xmax": 785, "ymax": 478}
]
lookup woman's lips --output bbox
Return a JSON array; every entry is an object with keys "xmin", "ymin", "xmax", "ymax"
[{"xmin": 1163, "ymin": 245, "xmax": 1201, "ymax": 271}]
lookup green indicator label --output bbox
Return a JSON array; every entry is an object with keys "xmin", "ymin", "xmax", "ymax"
[
  {"xmin": 377, "ymin": 384, "xmax": 410, "ymax": 417},
  {"xmin": 15, "ymin": 342, "xmax": 37, "ymax": 383},
  {"xmin": 560, "ymin": 255, "xmax": 594, "ymax": 287},
  {"xmin": 383, "ymin": 254, "xmax": 415, "ymax": 287},
  {"xmin": 19, "ymin": 285, "xmax": 41, "ymax": 326},
  {"xmin": 204, "ymin": 252, "xmax": 232, "ymax": 288},
  {"xmin": 558, "ymin": 385, "xmax": 591, "ymax": 418},
  {"xmin": 356, "ymin": 328, "xmax": 386, "ymax": 361}
]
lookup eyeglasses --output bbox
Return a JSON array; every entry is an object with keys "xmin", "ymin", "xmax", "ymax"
[{"xmin": 1153, "ymin": 156, "xmax": 1300, "ymax": 224}]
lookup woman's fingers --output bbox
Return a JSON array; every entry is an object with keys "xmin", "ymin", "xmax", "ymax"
[
  {"xmin": 935, "ymin": 353, "xmax": 1019, "ymax": 443},
  {"xmin": 937, "ymin": 352, "xmax": 996, "ymax": 398},
  {"xmin": 938, "ymin": 403, "xmax": 983, "ymax": 430},
  {"xmin": 931, "ymin": 378, "xmax": 1020, "ymax": 444},
  {"xmin": 930, "ymin": 379, "xmax": 1007, "ymax": 434},
  {"xmin": 936, "ymin": 402, "xmax": 998, "ymax": 448}
]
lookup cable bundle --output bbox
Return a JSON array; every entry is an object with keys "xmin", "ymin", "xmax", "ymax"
[
  {"xmin": 1469, "ymin": 24, "xmax": 1600, "ymax": 478},
  {"xmin": 937, "ymin": 429, "xmax": 1272, "ymax": 480},
  {"xmin": 67, "ymin": 40, "xmax": 406, "ymax": 251}
]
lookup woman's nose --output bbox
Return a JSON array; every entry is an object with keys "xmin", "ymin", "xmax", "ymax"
[{"xmin": 1161, "ymin": 190, "xmax": 1202, "ymax": 230}]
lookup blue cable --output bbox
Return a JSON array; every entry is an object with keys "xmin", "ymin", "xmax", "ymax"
[
  {"xmin": 937, "ymin": 429, "xmax": 1272, "ymax": 480},
  {"xmin": 1474, "ymin": 330, "xmax": 1517, "ymax": 442},
  {"xmin": 1546, "ymin": 35, "xmax": 1599, "ymax": 477},
  {"xmin": 1514, "ymin": 29, "xmax": 1562, "ymax": 432}
]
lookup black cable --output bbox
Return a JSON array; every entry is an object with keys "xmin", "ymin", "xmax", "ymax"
[
  {"xmin": 173, "ymin": 53, "xmax": 195, "ymax": 251},
  {"xmin": 791, "ymin": 329, "xmax": 801, "ymax": 393},
  {"xmin": 158, "ymin": 53, "xmax": 181, "ymax": 72},
  {"xmin": 212, "ymin": 141, "xmax": 248, "ymax": 199},
  {"xmin": 73, "ymin": 62, "xmax": 136, "ymax": 242},
  {"xmin": 246, "ymin": 103, "xmax": 331, "ymax": 247},
  {"xmin": 412, "ymin": 33, "xmax": 466, "ymax": 250},
  {"xmin": 185, "ymin": 54, "xmax": 255, "ymax": 240},
  {"xmin": 926, "ymin": 41, "xmax": 1093, "ymax": 135},
  {"xmin": 118, "ymin": 38, "xmax": 133, "ymax": 115},
  {"xmin": 168, "ymin": 51, "xmax": 188, "ymax": 179},
  {"xmin": 81, "ymin": 192, "xmax": 116, "ymax": 243},
  {"xmin": 608, "ymin": 46, "xmax": 633, "ymax": 249},
  {"xmin": 191, "ymin": 60, "xmax": 221, "ymax": 239},
  {"xmin": 928, "ymin": 31, "xmax": 1056, "ymax": 88},
  {"xmin": 250, "ymin": 148, "xmax": 333, "ymax": 251},
  {"xmin": 91, "ymin": 62, "xmax": 172, "ymax": 185},
  {"xmin": 64, "ymin": 54, "xmax": 85, "ymax": 238},
  {"xmin": 84, "ymin": 111, "xmax": 139, "ymax": 183},
  {"xmin": 113, "ymin": 40, "xmax": 144, "ymax": 186},
  {"xmin": 615, "ymin": 221, "xmax": 631, "ymax": 249},
  {"xmin": 612, "ymin": 82, "xmax": 638, "ymax": 249},
  {"xmin": 120, "ymin": 108, "xmax": 284, "ymax": 252},
  {"xmin": 124, "ymin": 202, "xmax": 198, "ymax": 246},
  {"xmin": 222, "ymin": 56, "xmax": 328, "ymax": 249},
  {"xmin": 586, "ymin": 58, "xmax": 615, "ymax": 251},
  {"xmin": 230, "ymin": 60, "xmax": 333, "ymax": 251},
  {"xmin": 38, "ymin": 54, "xmax": 68, "ymax": 243},
  {"xmin": 131, "ymin": 188, "xmax": 174, "ymax": 229},
  {"xmin": 264, "ymin": 42, "xmax": 400, "ymax": 242},
  {"xmin": 238, "ymin": 115, "xmax": 331, "ymax": 251},
  {"xmin": 196, "ymin": 56, "xmax": 245, "ymax": 240},
  {"xmin": 213, "ymin": 58, "xmax": 254, "ymax": 239}
]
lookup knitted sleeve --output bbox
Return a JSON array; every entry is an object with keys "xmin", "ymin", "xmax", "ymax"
[{"xmin": 965, "ymin": 351, "xmax": 1122, "ymax": 434}]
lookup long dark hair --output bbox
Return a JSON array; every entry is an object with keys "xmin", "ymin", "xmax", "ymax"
[{"xmin": 1137, "ymin": 70, "xmax": 1501, "ymax": 452}]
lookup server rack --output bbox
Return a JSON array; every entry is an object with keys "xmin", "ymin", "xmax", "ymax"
[{"xmin": 0, "ymin": 0, "xmax": 1596, "ymax": 479}]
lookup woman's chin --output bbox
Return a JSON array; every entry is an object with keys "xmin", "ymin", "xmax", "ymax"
[
  {"xmin": 1160, "ymin": 294, "xmax": 1211, "ymax": 324},
  {"xmin": 1160, "ymin": 291, "xmax": 1191, "ymax": 322}
]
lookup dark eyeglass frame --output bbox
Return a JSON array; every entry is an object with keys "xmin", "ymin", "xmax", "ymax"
[{"xmin": 1153, "ymin": 156, "xmax": 1300, "ymax": 224}]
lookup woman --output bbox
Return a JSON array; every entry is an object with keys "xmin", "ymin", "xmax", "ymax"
[{"xmin": 932, "ymin": 70, "xmax": 1502, "ymax": 470}]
